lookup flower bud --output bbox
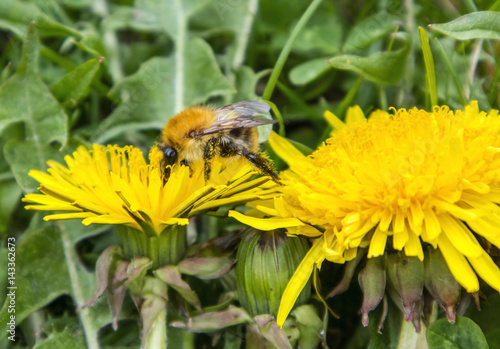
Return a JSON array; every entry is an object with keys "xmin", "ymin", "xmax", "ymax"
[
  {"xmin": 424, "ymin": 247, "xmax": 461, "ymax": 323},
  {"xmin": 236, "ymin": 228, "xmax": 311, "ymax": 316},
  {"xmin": 385, "ymin": 252, "xmax": 424, "ymax": 323},
  {"xmin": 358, "ymin": 256, "xmax": 386, "ymax": 326}
]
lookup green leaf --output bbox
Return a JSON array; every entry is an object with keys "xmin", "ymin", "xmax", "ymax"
[
  {"xmin": 57, "ymin": 0, "xmax": 94, "ymax": 8},
  {"xmin": 343, "ymin": 12, "xmax": 399, "ymax": 52},
  {"xmin": 289, "ymin": 58, "xmax": 330, "ymax": 86},
  {"xmin": 430, "ymin": 11, "xmax": 500, "ymax": 40},
  {"xmin": 4, "ymin": 140, "xmax": 61, "ymax": 192},
  {"xmin": 260, "ymin": 0, "xmax": 312, "ymax": 27},
  {"xmin": 252, "ymin": 315, "xmax": 292, "ymax": 349},
  {"xmin": 0, "ymin": 24, "xmax": 68, "ymax": 182},
  {"xmin": 170, "ymin": 306, "xmax": 253, "ymax": 332},
  {"xmin": 262, "ymin": 0, "xmax": 324, "ymax": 101},
  {"xmin": 292, "ymin": 305, "xmax": 323, "ymax": 349},
  {"xmin": 178, "ymin": 257, "xmax": 234, "ymax": 280},
  {"xmin": 33, "ymin": 328, "xmax": 86, "ymax": 349},
  {"xmin": 419, "ymin": 27, "xmax": 438, "ymax": 107},
  {"xmin": 465, "ymin": 293, "xmax": 500, "ymax": 349},
  {"xmin": 286, "ymin": 11, "xmax": 342, "ymax": 55},
  {"xmin": 0, "ymin": 180, "xmax": 22, "ymax": 234},
  {"xmin": 51, "ymin": 57, "xmax": 104, "ymax": 107},
  {"xmin": 0, "ymin": 24, "xmax": 68, "ymax": 190},
  {"xmin": 0, "ymin": 227, "xmax": 71, "ymax": 341},
  {"xmin": 0, "ymin": 0, "xmax": 80, "ymax": 38},
  {"xmin": 231, "ymin": 66, "xmax": 261, "ymax": 102},
  {"xmin": 92, "ymin": 38, "xmax": 233, "ymax": 143},
  {"xmin": 328, "ymin": 33, "xmax": 410, "ymax": 85},
  {"xmin": 16, "ymin": 22, "xmax": 39, "ymax": 75},
  {"xmin": 0, "ymin": 63, "xmax": 13, "ymax": 85},
  {"xmin": 427, "ymin": 316, "xmax": 488, "ymax": 349},
  {"xmin": 129, "ymin": 0, "xmax": 207, "ymax": 36},
  {"xmin": 191, "ymin": 0, "xmax": 258, "ymax": 39},
  {"xmin": 154, "ymin": 266, "xmax": 202, "ymax": 312}
]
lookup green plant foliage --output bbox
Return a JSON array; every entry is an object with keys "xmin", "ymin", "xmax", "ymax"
[
  {"xmin": 32, "ymin": 328, "xmax": 86, "ymax": 349},
  {"xmin": 0, "ymin": 227, "xmax": 71, "ymax": 335},
  {"xmin": 430, "ymin": 11, "xmax": 500, "ymax": 40},
  {"xmin": 1, "ymin": 1, "xmax": 499, "ymax": 348},
  {"xmin": 427, "ymin": 316, "xmax": 488, "ymax": 349},
  {"xmin": 94, "ymin": 39, "xmax": 234, "ymax": 143},
  {"xmin": 328, "ymin": 33, "xmax": 411, "ymax": 85}
]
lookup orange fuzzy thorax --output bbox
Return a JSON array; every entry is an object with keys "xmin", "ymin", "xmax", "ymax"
[{"xmin": 161, "ymin": 106, "xmax": 217, "ymax": 147}]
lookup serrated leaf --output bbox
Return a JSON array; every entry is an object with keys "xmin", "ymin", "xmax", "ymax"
[
  {"xmin": 289, "ymin": 58, "xmax": 330, "ymax": 86},
  {"xmin": 430, "ymin": 11, "xmax": 500, "ymax": 40},
  {"xmin": 343, "ymin": 12, "xmax": 399, "ymax": 52},
  {"xmin": 51, "ymin": 57, "xmax": 104, "ymax": 107},
  {"xmin": 328, "ymin": 33, "xmax": 410, "ymax": 85},
  {"xmin": 33, "ymin": 328, "xmax": 86, "ymax": 349},
  {"xmin": 93, "ymin": 38, "xmax": 233, "ymax": 143},
  {"xmin": 426, "ymin": 316, "xmax": 488, "ymax": 349},
  {"xmin": 0, "ymin": 227, "xmax": 71, "ymax": 341}
]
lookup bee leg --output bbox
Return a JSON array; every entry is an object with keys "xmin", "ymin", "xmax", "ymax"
[
  {"xmin": 180, "ymin": 159, "xmax": 194, "ymax": 177},
  {"xmin": 204, "ymin": 138, "xmax": 218, "ymax": 181},
  {"xmin": 161, "ymin": 163, "xmax": 171, "ymax": 184},
  {"xmin": 240, "ymin": 150, "xmax": 281, "ymax": 184}
]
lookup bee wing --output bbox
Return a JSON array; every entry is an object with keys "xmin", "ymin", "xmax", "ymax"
[
  {"xmin": 215, "ymin": 101, "xmax": 271, "ymax": 121},
  {"xmin": 198, "ymin": 101, "xmax": 276, "ymax": 136},
  {"xmin": 198, "ymin": 117, "xmax": 277, "ymax": 136}
]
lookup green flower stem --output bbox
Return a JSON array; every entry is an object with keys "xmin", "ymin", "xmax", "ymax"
[
  {"xmin": 117, "ymin": 225, "xmax": 187, "ymax": 268},
  {"xmin": 397, "ymin": 319, "xmax": 420, "ymax": 349},
  {"xmin": 262, "ymin": 0, "xmax": 323, "ymax": 101},
  {"xmin": 397, "ymin": 303, "xmax": 438, "ymax": 349},
  {"xmin": 146, "ymin": 307, "xmax": 167, "ymax": 349}
]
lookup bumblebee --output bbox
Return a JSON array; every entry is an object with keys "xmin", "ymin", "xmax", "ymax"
[{"xmin": 158, "ymin": 101, "xmax": 279, "ymax": 182}]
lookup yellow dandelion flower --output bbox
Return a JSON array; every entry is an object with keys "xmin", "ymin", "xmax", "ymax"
[
  {"xmin": 23, "ymin": 144, "xmax": 279, "ymax": 266},
  {"xmin": 231, "ymin": 102, "xmax": 500, "ymax": 327}
]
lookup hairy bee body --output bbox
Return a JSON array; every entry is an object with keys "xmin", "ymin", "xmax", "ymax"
[{"xmin": 158, "ymin": 101, "xmax": 279, "ymax": 182}]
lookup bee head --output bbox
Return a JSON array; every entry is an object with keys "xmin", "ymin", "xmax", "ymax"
[{"xmin": 159, "ymin": 145, "xmax": 178, "ymax": 165}]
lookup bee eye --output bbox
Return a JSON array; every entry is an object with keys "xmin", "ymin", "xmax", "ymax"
[{"xmin": 161, "ymin": 146, "xmax": 178, "ymax": 165}]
